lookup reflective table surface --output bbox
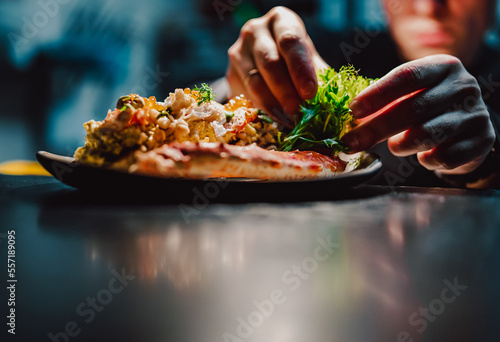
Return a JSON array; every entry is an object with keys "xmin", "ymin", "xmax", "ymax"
[{"xmin": 1, "ymin": 175, "xmax": 500, "ymax": 342}]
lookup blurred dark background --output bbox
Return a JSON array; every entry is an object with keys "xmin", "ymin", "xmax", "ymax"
[{"xmin": 1, "ymin": 0, "xmax": 499, "ymax": 162}]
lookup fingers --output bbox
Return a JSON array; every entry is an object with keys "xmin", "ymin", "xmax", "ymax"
[
  {"xmin": 252, "ymin": 25, "xmax": 302, "ymax": 115},
  {"xmin": 227, "ymin": 62, "xmax": 291, "ymax": 126},
  {"xmin": 226, "ymin": 7, "xmax": 321, "ymax": 123},
  {"xmin": 387, "ymin": 109, "xmax": 495, "ymax": 173},
  {"xmin": 417, "ymin": 129, "xmax": 495, "ymax": 173},
  {"xmin": 227, "ymin": 27, "xmax": 290, "ymax": 126},
  {"xmin": 350, "ymin": 54, "xmax": 462, "ymax": 119},
  {"xmin": 341, "ymin": 53, "xmax": 497, "ymax": 176},
  {"xmin": 343, "ymin": 55, "xmax": 482, "ymax": 153},
  {"xmin": 344, "ymin": 96, "xmax": 494, "ymax": 174},
  {"xmin": 270, "ymin": 8, "xmax": 318, "ymax": 99},
  {"xmin": 387, "ymin": 112, "xmax": 484, "ymax": 157},
  {"xmin": 343, "ymin": 83, "xmax": 469, "ymax": 152}
]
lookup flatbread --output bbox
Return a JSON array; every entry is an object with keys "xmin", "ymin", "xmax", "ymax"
[{"xmin": 130, "ymin": 141, "xmax": 345, "ymax": 180}]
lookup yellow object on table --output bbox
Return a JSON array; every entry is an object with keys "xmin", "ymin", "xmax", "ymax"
[{"xmin": 0, "ymin": 160, "xmax": 51, "ymax": 176}]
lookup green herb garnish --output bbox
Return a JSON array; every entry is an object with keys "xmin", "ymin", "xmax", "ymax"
[
  {"xmin": 258, "ymin": 114, "xmax": 274, "ymax": 124},
  {"xmin": 280, "ymin": 65, "xmax": 375, "ymax": 153},
  {"xmin": 193, "ymin": 83, "xmax": 215, "ymax": 106},
  {"xmin": 156, "ymin": 107, "xmax": 172, "ymax": 119},
  {"xmin": 257, "ymin": 110, "xmax": 274, "ymax": 124}
]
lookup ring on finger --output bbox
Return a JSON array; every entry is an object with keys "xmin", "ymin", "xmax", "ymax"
[{"xmin": 244, "ymin": 68, "xmax": 261, "ymax": 88}]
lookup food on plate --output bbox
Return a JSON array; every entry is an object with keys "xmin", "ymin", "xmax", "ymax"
[
  {"xmin": 74, "ymin": 84, "xmax": 281, "ymax": 167},
  {"xmin": 74, "ymin": 66, "xmax": 374, "ymax": 180}
]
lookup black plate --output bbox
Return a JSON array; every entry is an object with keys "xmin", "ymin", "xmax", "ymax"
[{"xmin": 36, "ymin": 151, "xmax": 382, "ymax": 202}]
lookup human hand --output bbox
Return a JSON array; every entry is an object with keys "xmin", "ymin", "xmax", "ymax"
[
  {"xmin": 342, "ymin": 54, "xmax": 496, "ymax": 175},
  {"xmin": 226, "ymin": 6, "xmax": 328, "ymax": 126}
]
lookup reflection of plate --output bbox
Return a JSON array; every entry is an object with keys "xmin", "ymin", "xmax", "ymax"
[{"xmin": 36, "ymin": 151, "xmax": 382, "ymax": 202}]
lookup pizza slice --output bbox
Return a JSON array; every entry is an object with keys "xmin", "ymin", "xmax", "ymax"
[{"xmin": 131, "ymin": 141, "xmax": 346, "ymax": 180}]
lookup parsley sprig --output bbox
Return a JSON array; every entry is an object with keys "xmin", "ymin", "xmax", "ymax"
[
  {"xmin": 193, "ymin": 83, "xmax": 215, "ymax": 106},
  {"xmin": 280, "ymin": 65, "xmax": 375, "ymax": 153}
]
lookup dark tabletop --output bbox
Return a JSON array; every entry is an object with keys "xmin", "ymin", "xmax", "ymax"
[{"xmin": 1, "ymin": 175, "xmax": 500, "ymax": 342}]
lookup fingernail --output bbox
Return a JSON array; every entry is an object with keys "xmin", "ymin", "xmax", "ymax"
[
  {"xmin": 349, "ymin": 99, "xmax": 369, "ymax": 118},
  {"xmin": 342, "ymin": 133, "xmax": 361, "ymax": 153},
  {"xmin": 299, "ymin": 79, "xmax": 316, "ymax": 98}
]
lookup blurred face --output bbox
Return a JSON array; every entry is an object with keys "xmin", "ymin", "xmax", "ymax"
[{"xmin": 383, "ymin": 0, "xmax": 493, "ymax": 66}]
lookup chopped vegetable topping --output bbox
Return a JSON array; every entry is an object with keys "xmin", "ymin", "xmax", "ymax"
[{"xmin": 225, "ymin": 111, "xmax": 235, "ymax": 122}]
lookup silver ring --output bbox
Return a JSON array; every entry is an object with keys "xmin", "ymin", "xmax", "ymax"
[{"xmin": 244, "ymin": 68, "xmax": 260, "ymax": 87}]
